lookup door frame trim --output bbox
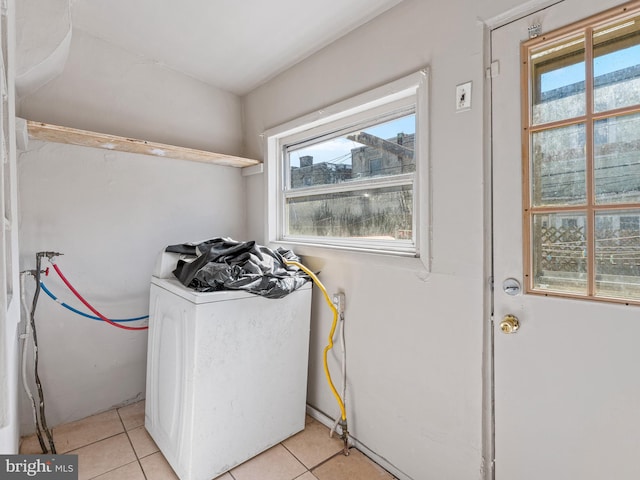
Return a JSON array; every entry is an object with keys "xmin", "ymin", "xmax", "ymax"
[
  {"xmin": 484, "ymin": 4, "xmax": 567, "ymax": 478},
  {"xmin": 484, "ymin": 0, "xmax": 564, "ymax": 29}
]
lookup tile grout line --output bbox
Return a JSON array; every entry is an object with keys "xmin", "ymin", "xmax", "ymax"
[
  {"xmin": 224, "ymin": 441, "xmax": 310, "ymax": 480},
  {"xmin": 47, "ymin": 409, "xmax": 132, "ymax": 456},
  {"xmin": 308, "ymin": 448, "xmax": 355, "ymax": 474},
  {"xmin": 280, "ymin": 428, "xmax": 349, "ymax": 474},
  {"xmin": 56, "ymin": 430, "xmax": 125, "ymax": 456},
  {"xmin": 116, "ymin": 407, "xmax": 149, "ymax": 480},
  {"xmin": 279, "ymin": 441, "xmax": 313, "ymax": 473},
  {"xmin": 87, "ymin": 460, "xmax": 141, "ymax": 480},
  {"xmin": 292, "ymin": 470, "xmax": 316, "ymax": 480}
]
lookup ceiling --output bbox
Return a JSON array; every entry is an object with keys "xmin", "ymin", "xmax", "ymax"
[{"xmin": 69, "ymin": 0, "xmax": 405, "ymax": 96}]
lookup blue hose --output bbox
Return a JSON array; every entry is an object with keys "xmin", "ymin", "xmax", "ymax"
[{"xmin": 40, "ymin": 282, "xmax": 148, "ymax": 323}]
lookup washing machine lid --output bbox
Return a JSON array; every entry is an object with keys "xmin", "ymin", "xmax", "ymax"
[{"xmin": 151, "ymin": 276, "xmax": 311, "ymax": 304}]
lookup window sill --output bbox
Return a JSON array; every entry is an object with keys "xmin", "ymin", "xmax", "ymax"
[{"xmin": 272, "ymin": 239, "xmax": 431, "ymax": 278}]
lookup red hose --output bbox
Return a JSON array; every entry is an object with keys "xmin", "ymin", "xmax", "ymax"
[{"xmin": 51, "ymin": 263, "xmax": 148, "ymax": 331}]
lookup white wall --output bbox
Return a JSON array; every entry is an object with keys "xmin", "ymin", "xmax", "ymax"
[
  {"xmin": 18, "ymin": 28, "xmax": 243, "ymax": 155},
  {"xmin": 242, "ymin": 0, "xmax": 537, "ymax": 478},
  {"xmin": 15, "ymin": 26, "xmax": 249, "ymax": 432},
  {"xmin": 18, "ymin": 141, "xmax": 247, "ymax": 431},
  {"xmin": 9, "ymin": 0, "xmax": 554, "ymax": 466},
  {"xmin": 15, "ymin": 0, "xmax": 71, "ymax": 97}
]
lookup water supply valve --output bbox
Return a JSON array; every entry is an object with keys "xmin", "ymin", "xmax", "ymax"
[{"xmin": 332, "ymin": 292, "xmax": 345, "ymax": 314}]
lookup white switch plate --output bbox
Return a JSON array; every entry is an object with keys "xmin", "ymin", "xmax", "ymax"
[{"xmin": 456, "ymin": 81, "xmax": 472, "ymax": 112}]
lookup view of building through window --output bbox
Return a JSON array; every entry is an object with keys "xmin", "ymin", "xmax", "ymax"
[
  {"xmin": 284, "ymin": 113, "xmax": 416, "ymax": 242},
  {"xmin": 525, "ymin": 11, "xmax": 640, "ymax": 302}
]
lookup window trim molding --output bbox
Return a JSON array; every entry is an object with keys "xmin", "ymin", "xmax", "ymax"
[{"xmin": 263, "ymin": 68, "xmax": 430, "ymax": 270}]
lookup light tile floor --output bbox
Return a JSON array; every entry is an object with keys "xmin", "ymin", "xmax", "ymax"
[{"xmin": 20, "ymin": 401, "xmax": 396, "ymax": 480}]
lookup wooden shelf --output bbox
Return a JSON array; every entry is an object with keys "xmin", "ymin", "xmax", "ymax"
[{"xmin": 26, "ymin": 121, "xmax": 261, "ymax": 168}]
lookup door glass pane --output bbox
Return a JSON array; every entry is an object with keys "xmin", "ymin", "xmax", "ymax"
[
  {"xmin": 595, "ymin": 112, "xmax": 640, "ymax": 204},
  {"xmin": 532, "ymin": 213, "xmax": 587, "ymax": 294},
  {"xmin": 286, "ymin": 185, "xmax": 413, "ymax": 240},
  {"xmin": 531, "ymin": 124, "xmax": 586, "ymax": 206},
  {"xmin": 595, "ymin": 210, "xmax": 640, "ymax": 299},
  {"xmin": 525, "ymin": 7, "xmax": 640, "ymax": 304},
  {"xmin": 594, "ymin": 16, "xmax": 640, "ymax": 113},
  {"xmin": 531, "ymin": 35, "xmax": 585, "ymax": 125}
]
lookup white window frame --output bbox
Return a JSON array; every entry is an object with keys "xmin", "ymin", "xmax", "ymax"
[{"xmin": 264, "ymin": 68, "xmax": 430, "ymax": 267}]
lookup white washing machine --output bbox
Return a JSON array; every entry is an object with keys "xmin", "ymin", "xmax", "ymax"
[{"xmin": 144, "ymin": 275, "xmax": 312, "ymax": 480}]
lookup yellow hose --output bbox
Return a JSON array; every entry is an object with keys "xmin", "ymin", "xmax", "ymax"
[{"xmin": 285, "ymin": 259, "xmax": 347, "ymax": 422}]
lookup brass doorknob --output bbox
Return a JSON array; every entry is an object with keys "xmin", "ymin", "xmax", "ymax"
[{"xmin": 500, "ymin": 314, "xmax": 520, "ymax": 334}]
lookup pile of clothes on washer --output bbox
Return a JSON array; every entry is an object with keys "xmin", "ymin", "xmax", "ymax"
[{"xmin": 166, "ymin": 237, "xmax": 309, "ymax": 299}]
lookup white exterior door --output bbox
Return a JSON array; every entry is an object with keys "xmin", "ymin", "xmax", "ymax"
[{"xmin": 492, "ymin": 1, "xmax": 640, "ymax": 478}]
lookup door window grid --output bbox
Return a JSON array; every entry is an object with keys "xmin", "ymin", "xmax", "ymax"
[{"xmin": 522, "ymin": 2, "xmax": 640, "ymax": 303}]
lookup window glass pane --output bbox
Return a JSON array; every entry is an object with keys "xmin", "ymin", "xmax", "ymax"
[
  {"xmin": 287, "ymin": 114, "xmax": 415, "ymax": 190},
  {"xmin": 531, "ymin": 124, "xmax": 586, "ymax": 206},
  {"xmin": 532, "ymin": 213, "xmax": 587, "ymax": 294},
  {"xmin": 531, "ymin": 35, "xmax": 585, "ymax": 125},
  {"xmin": 286, "ymin": 185, "xmax": 413, "ymax": 241},
  {"xmin": 595, "ymin": 112, "xmax": 640, "ymax": 204},
  {"xmin": 594, "ymin": 16, "xmax": 640, "ymax": 113},
  {"xmin": 595, "ymin": 210, "xmax": 640, "ymax": 299}
]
